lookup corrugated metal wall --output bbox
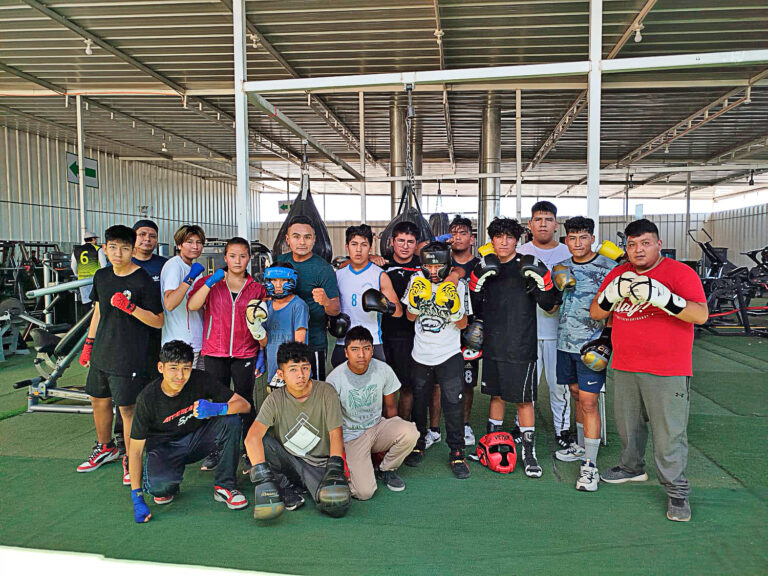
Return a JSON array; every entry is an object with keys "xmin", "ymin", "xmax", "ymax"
[
  {"xmin": 1, "ymin": 127, "xmax": 237, "ymax": 250},
  {"xmin": 705, "ymin": 204, "xmax": 768, "ymax": 267}
]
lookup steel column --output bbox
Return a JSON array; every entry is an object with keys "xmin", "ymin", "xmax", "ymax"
[
  {"xmin": 587, "ymin": 0, "xmax": 603, "ymax": 237},
  {"xmin": 515, "ymin": 89, "xmax": 522, "ymax": 220},
  {"xmin": 478, "ymin": 94, "xmax": 501, "ymax": 245},
  {"xmin": 75, "ymin": 95, "xmax": 86, "ymax": 240},
  {"xmin": 233, "ymin": 0, "xmax": 252, "ymax": 240},
  {"xmin": 412, "ymin": 118, "xmax": 423, "ymax": 206},
  {"xmin": 684, "ymin": 171, "xmax": 691, "ymax": 259},
  {"xmin": 359, "ymin": 91, "xmax": 367, "ymax": 223},
  {"xmin": 390, "ymin": 96, "xmax": 407, "ymax": 217}
]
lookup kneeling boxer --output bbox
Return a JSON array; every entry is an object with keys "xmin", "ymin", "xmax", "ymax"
[
  {"xmin": 128, "ymin": 340, "xmax": 251, "ymax": 523},
  {"xmin": 244, "ymin": 341, "xmax": 351, "ymax": 518}
]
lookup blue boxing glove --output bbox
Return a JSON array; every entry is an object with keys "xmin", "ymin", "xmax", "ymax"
[
  {"xmin": 205, "ymin": 268, "xmax": 226, "ymax": 288},
  {"xmin": 132, "ymin": 489, "xmax": 151, "ymax": 523},
  {"xmin": 435, "ymin": 233, "xmax": 452, "ymax": 242},
  {"xmin": 195, "ymin": 398, "xmax": 228, "ymax": 419},
  {"xmin": 184, "ymin": 262, "xmax": 205, "ymax": 286},
  {"xmin": 255, "ymin": 349, "xmax": 266, "ymax": 376}
]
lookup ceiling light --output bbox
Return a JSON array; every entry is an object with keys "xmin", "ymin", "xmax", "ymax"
[
  {"xmin": 633, "ymin": 23, "xmax": 644, "ymax": 43},
  {"xmin": 161, "ymin": 142, "xmax": 168, "ymax": 153},
  {"xmin": 84, "ymin": 39, "xmax": 93, "ymax": 55},
  {"xmin": 664, "ymin": 144, "xmax": 669, "ymax": 154},
  {"xmin": 749, "ymin": 169, "xmax": 755, "ymax": 186}
]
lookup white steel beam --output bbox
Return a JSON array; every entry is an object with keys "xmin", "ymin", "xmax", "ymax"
[
  {"xmin": 515, "ymin": 89, "xmax": 522, "ymax": 220},
  {"xmin": 75, "ymin": 95, "xmax": 86, "ymax": 240},
  {"xmin": 233, "ymin": 0, "xmax": 252, "ymax": 240},
  {"xmin": 586, "ymin": 0, "xmax": 602, "ymax": 232}
]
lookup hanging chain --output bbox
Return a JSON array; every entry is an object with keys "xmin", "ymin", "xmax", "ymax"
[{"xmin": 404, "ymin": 84, "xmax": 416, "ymax": 203}]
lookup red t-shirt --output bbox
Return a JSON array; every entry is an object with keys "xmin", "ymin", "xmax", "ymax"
[{"xmin": 599, "ymin": 258, "xmax": 706, "ymax": 377}]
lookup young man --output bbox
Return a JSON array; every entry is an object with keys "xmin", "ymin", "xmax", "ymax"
[
  {"xmin": 244, "ymin": 341, "xmax": 351, "ymax": 518},
  {"xmin": 402, "ymin": 242, "xmax": 471, "ymax": 479},
  {"xmin": 552, "ymin": 217, "xmax": 615, "ymax": 491},
  {"xmin": 70, "ymin": 230, "xmax": 107, "ymax": 309},
  {"xmin": 517, "ymin": 201, "xmax": 572, "ymax": 448},
  {"xmin": 160, "ymin": 224, "xmax": 206, "ymax": 368},
  {"xmin": 77, "ymin": 225, "xmax": 164, "ymax": 486},
  {"xmin": 277, "ymin": 216, "xmax": 341, "ymax": 380},
  {"xmin": 380, "ymin": 221, "xmax": 421, "ymax": 420},
  {"xmin": 327, "ymin": 326, "xmax": 419, "ymax": 499},
  {"xmin": 128, "ymin": 340, "xmax": 251, "ymax": 523},
  {"xmin": 475, "ymin": 217, "xmax": 560, "ymax": 478},
  {"xmin": 332, "ymin": 224, "xmax": 402, "ymax": 368},
  {"xmin": 132, "ymin": 219, "xmax": 167, "ymax": 287},
  {"xmin": 591, "ymin": 219, "xmax": 707, "ymax": 521}
]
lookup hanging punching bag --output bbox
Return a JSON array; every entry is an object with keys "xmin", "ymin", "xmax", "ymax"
[
  {"xmin": 429, "ymin": 213, "xmax": 450, "ymax": 237},
  {"xmin": 272, "ymin": 172, "xmax": 333, "ymax": 263},
  {"xmin": 378, "ymin": 184, "xmax": 432, "ymax": 258}
]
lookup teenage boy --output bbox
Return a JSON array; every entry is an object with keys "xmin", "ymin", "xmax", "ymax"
[
  {"xmin": 476, "ymin": 217, "xmax": 560, "ymax": 478},
  {"xmin": 517, "ymin": 201, "xmax": 572, "ymax": 448},
  {"xmin": 160, "ymin": 224, "xmax": 207, "ymax": 367},
  {"xmin": 591, "ymin": 219, "xmax": 707, "ymax": 521},
  {"xmin": 332, "ymin": 224, "xmax": 402, "ymax": 368},
  {"xmin": 76, "ymin": 225, "xmax": 164, "ymax": 486},
  {"xmin": 402, "ymin": 242, "xmax": 471, "ymax": 479},
  {"xmin": 244, "ymin": 341, "xmax": 351, "ymax": 518},
  {"xmin": 380, "ymin": 221, "xmax": 421, "ymax": 420},
  {"xmin": 327, "ymin": 326, "xmax": 419, "ymax": 499},
  {"xmin": 128, "ymin": 340, "xmax": 251, "ymax": 523},
  {"xmin": 277, "ymin": 216, "xmax": 341, "ymax": 380},
  {"xmin": 552, "ymin": 217, "xmax": 615, "ymax": 491}
]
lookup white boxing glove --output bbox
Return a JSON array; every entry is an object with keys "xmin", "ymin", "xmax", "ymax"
[
  {"xmin": 245, "ymin": 299, "xmax": 269, "ymax": 340},
  {"xmin": 597, "ymin": 271, "xmax": 637, "ymax": 311},
  {"xmin": 628, "ymin": 276, "xmax": 686, "ymax": 316}
]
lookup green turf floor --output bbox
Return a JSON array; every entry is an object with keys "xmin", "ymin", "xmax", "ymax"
[{"xmin": 1, "ymin": 335, "xmax": 767, "ymax": 575}]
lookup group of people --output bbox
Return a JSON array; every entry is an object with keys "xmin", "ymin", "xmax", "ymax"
[{"xmin": 72, "ymin": 201, "xmax": 708, "ymax": 525}]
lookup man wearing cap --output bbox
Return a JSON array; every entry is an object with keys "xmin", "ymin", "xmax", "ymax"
[{"xmin": 71, "ymin": 230, "xmax": 107, "ymax": 310}]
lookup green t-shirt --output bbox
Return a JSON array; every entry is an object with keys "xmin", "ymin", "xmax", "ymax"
[
  {"xmin": 256, "ymin": 380, "xmax": 342, "ymax": 467},
  {"xmin": 277, "ymin": 253, "xmax": 340, "ymax": 351}
]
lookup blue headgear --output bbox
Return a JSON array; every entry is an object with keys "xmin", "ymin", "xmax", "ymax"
[{"xmin": 264, "ymin": 266, "xmax": 298, "ymax": 299}]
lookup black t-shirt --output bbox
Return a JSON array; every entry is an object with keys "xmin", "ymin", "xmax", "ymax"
[
  {"xmin": 90, "ymin": 265, "xmax": 164, "ymax": 377},
  {"xmin": 381, "ymin": 256, "xmax": 421, "ymax": 339},
  {"xmin": 130, "ymin": 369, "xmax": 234, "ymax": 442},
  {"xmin": 481, "ymin": 254, "xmax": 559, "ymax": 362}
]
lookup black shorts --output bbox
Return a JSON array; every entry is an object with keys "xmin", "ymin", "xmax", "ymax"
[
  {"xmin": 481, "ymin": 359, "xmax": 537, "ymax": 404},
  {"xmin": 462, "ymin": 358, "xmax": 480, "ymax": 388},
  {"xmin": 86, "ymin": 366, "xmax": 148, "ymax": 406},
  {"xmin": 382, "ymin": 336, "xmax": 414, "ymax": 389}
]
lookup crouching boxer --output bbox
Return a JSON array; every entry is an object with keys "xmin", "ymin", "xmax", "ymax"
[
  {"xmin": 327, "ymin": 326, "xmax": 419, "ymax": 499},
  {"xmin": 128, "ymin": 340, "xmax": 251, "ymax": 523},
  {"xmin": 244, "ymin": 341, "xmax": 351, "ymax": 518}
]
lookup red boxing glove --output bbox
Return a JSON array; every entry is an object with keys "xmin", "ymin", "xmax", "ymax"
[
  {"xmin": 79, "ymin": 337, "xmax": 95, "ymax": 367},
  {"xmin": 111, "ymin": 292, "xmax": 136, "ymax": 315}
]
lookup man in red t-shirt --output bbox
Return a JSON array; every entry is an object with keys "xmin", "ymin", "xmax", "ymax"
[{"xmin": 590, "ymin": 219, "xmax": 707, "ymax": 522}]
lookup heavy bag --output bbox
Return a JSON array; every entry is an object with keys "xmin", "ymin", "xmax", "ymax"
[
  {"xmin": 379, "ymin": 206, "xmax": 432, "ymax": 258},
  {"xmin": 272, "ymin": 173, "xmax": 333, "ymax": 263},
  {"xmin": 429, "ymin": 212, "xmax": 450, "ymax": 237}
]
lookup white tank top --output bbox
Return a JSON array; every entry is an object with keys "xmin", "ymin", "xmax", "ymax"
[{"xmin": 335, "ymin": 262, "xmax": 384, "ymax": 345}]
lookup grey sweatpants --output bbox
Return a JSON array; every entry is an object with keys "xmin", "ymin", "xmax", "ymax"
[{"xmin": 613, "ymin": 369, "xmax": 691, "ymax": 499}]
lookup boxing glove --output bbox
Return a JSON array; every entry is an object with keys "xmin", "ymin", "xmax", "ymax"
[
  {"xmin": 131, "ymin": 489, "xmax": 151, "ymax": 523},
  {"xmin": 195, "ymin": 399, "xmax": 228, "ymax": 419},
  {"xmin": 597, "ymin": 240, "xmax": 625, "ymax": 262},
  {"xmin": 316, "ymin": 456, "xmax": 351, "ymax": 518},
  {"xmin": 628, "ymin": 276, "xmax": 686, "ymax": 315},
  {"xmin": 205, "ymin": 268, "xmax": 226, "ymax": 288},
  {"xmin": 580, "ymin": 327, "xmax": 612, "ymax": 372},
  {"xmin": 245, "ymin": 299, "xmax": 269, "ymax": 340},
  {"xmin": 553, "ymin": 264, "xmax": 576, "ymax": 291},
  {"xmin": 462, "ymin": 319, "xmax": 483, "ymax": 351},
  {"xmin": 111, "ymin": 292, "xmax": 136, "ymax": 315},
  {"xmin": 434, "ymin": 281, "xmax": 462, "ymax": 321},
  {"xmin": 520, "ymin": 255, "xmax": 553, "ymax": 293},
  {"xmin": 361, "ymin": 289, "xmax": 396, "ymax": 315},
  {"xmin": 407, "ymin": 276, "xmax": 432, "ymax": 314},
  {"xmin": 184, "ymin": 262, "xmax": 205, "ymax": 286},
  {"xmin": 249, "ymin": 462, "xmax": 285, "ymax": 521},
  {"xmin": 79, "ymin": 337, "xmax": 94, "ymax": 367},
  {"xmin": 597, "ymin": 271, "xmax": 637, "ymax": 311},
  {"xmin": 469, "ymin": 254, "xmax": 501, "ymax": 293},
  {"xmin": 328, "ymin": 313, "xmax": 351, "ymax": 338}
]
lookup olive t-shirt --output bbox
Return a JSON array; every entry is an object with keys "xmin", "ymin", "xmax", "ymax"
[{"xmin": 256, "ymin": 380, "xmax": 343, "ymax": 467}]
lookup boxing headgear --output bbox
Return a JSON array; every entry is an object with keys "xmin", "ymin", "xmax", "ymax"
[
  {"xmin": 264, "ymin": 266, "xmax": 298, "ymax": 299},
  {"xmin": 476, "ymin": 432, "xmax": 517, "ymax": 474},
  {"xmin": 420, "ymin": 241, "xmax": 452, "ymax": 281}
]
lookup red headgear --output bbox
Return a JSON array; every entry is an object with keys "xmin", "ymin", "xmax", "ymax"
[{"xmin": 476, "ymin": 432, "xmax": 517, "ymax": 474}]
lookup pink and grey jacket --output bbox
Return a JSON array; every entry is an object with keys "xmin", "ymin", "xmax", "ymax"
[{"xmin": 189, "ymin": 274, "xmax": 267, "ymax": 359}]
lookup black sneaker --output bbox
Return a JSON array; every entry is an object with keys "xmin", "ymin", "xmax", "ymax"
[
  {"xmin": 115, "ymin": 433, "xmax": 126, "ymax": 457},
  {"xmin": 282, "ymin": 483, "xmax": 305, "ymax": 511},
  {"xmin": 556, "ymin": 430, "xmax": 574, "ymax": 450},
  {"xmin": 449, "ymin": 450, "xmax": 471, "ymax": 479},
  {"xmin": 521, "ymin": 430, "xmax": 542, "ymax": 478},
  {"xmin": 510, "ymin": 425, "xmax": 523, "ymax": 444},
  {"xmin": 200, "ymin": 449, "xmax": 221, "ymax": 471},
  {"xmin": 240, "ymin": 453, "xmax": 252, "ymax": 476},
  {"xmin": 666, "ymin": 497, "xmax": 691, "ymax": 522},
  {"xmin": 486, "ymin": 421, "xmax": 503, "ymax": 434},
  {"xmin": 404, "ymin": 449, "xmax": 425, "ymax": 467},
  {"xmin": 376, "ymin": 468, "xmax": 406, "ymax": 492}
]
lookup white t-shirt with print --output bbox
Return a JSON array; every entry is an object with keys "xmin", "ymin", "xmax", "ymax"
[
  {"xmin": 159, "ymin": 255, "xmax": 203, "ymax": 351},
  {"xmin": 517, "ymin": 242, "xmax": 571, "ymax": 340}
]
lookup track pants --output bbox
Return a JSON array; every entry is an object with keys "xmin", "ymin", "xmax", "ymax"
[
  {"xmin": 412, "ymin": 353, "xmax": 465, "ymax": 452},
  {"xmin": 263, "ymin": 435, "xmax": 325, "ymax": 503},
  {"xmin": 537, "ymin": 338, "xmax": 570, "ymax": 435}
]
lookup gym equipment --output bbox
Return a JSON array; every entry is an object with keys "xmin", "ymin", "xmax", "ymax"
[
  {"xmin": 688, "ymin": 229, "xmax": 768, "ymax": 337},
  {"xmin": 197, "ymin": 240, "xmax": 272, "ymax": 281},
  {"xmin": 13, "ymin": 278, "xmax": 96, "ymax": 413}
]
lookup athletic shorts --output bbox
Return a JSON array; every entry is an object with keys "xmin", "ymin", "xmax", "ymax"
[
  {"xmin": 462, "ymin": 358, "xmax": 480, "ymax": 388},
  {"xmin": 382, "ymin": 336, "xmax": 414, "ymax": 389},
  {"xmin": 481, "ymin": 358, "xmax": 537, "ymax": 404},
  {"xmin": 556, "ymin": 350, "xmax": 606, "ymax": 393},
  {"xmin": 85, "ymin": 366, "xmax": 148, "ymax": 406}
]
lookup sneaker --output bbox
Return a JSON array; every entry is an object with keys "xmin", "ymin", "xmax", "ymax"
[
  {"xmin": 556, "ymin": 430, "xmax": 574, "ymax": 450},
  {"xmin": 601, "ymin": 466, "xmax": 649, "ymax": 484},
  {"xmin": 76, "ymin": 441, "xmax": 119, "ymax": 473},
  {"xmin": 213, "ymin": 486, "xmax": 249, "ymax": 510},
  {"xmin": 424, "ymin": 429, "xmax": 442, "ymax": 450},
  {"xmin": 449, "ymin": 450, "xmax": 471, "ymax": 479},
  {"xmin": 200, "ymin": 449, "xmax": 221, "ymax": 471},
  {"xmin": 464, "ymin": 424, "xmax": 476, "ymax": 446},
  {"xmin": 666, "ymin": 497, "xmax": 692, "ymax": 522},
  {"xmin": 241, "ymin": 453, "xmax": 252, "ymax": 476},
  {"xmin": 556, "ymin": 443, "xmax": 586, "ymax": 462},
  {"xmin": 576, "ymin": 460, "xmax": 600, "ymax": 492},
  {"xmin": 122, "ymin": 455, "xmax": 131, "ymax": 486},
  {"xmin": 510, "ymin": 425, "xmax": 522, "ymax": 444},
  {"xmin": 376, "ymin": 468, "xmax": 406, "ymax": 492},
  {"xmin": 486, "ymin": 421, "xmax": 503, "ymax": 434},
  {"xmin": 115, "ymin": 433, "xmax": 126, "ymax": 457},
  {"xmin": 153, "ymin": 495, "xmax": 175, "ymax": 505},
  {"xmin": 282, "ymin": 483, "xmax": 305, "ymax": 511},
  {"xmin": 521, "ymin": 431, "xmax": 542, "ymax": 478},
  {"xmin": 404, "ymin": 449, "xmax": 425, "ymax": 467}
]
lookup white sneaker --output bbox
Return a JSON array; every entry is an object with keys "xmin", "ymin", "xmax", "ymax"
[
  {"xmin": 556, "ymin": 443, "xmax": 586, "ymax": 462},
  {"xmin": 424, "ymin": 429, "xmax": 441, "ymax": 450},
  {"xmin": 464, "ymin": 425, "xmax": 476, "ymax": 446},
  {"xmin": 576, "ymin": 460, "xmax": 599, "ymax": 492}
]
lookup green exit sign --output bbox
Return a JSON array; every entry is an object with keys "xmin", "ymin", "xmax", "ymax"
[{"xmin": 278, "ymin": 200, "xmax": 293, "ymax": 214}]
